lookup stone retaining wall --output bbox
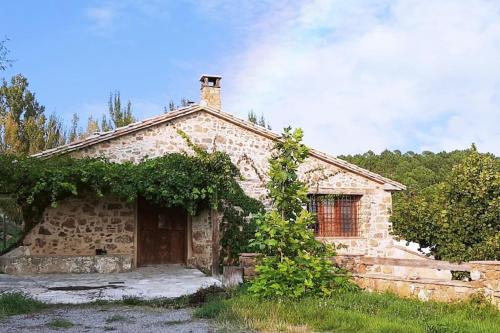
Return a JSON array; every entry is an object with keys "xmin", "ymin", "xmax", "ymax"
[
  {"xmin": 0, "ymin": 252, "xmax": 133, "ymax": 274},
  {"xmin": 239, "ymin": 253, "xmax": 500, "ymax": 307}
]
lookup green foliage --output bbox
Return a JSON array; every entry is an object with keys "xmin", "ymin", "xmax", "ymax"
[
  {"xmin": 266, "ymin": 127, "xmax": 309, "ymax": 221},
  {"xmin": 0, "ymin": 74, "xmax": 65, "ymax": 154},
  {"xmin": 0, "ymin": 292, "xmax": 46, "ymax": 318},
  {"xmin": 220, "ymin": 185, "xmax": 263, "ymax": 265},
  {"xmin": 76, "ymin": 92, "xmax": 136, "ymax": 139},
  {"xmin": 104, "ymin": 91, "xmax": 136, "ymax": 130},
  {"xmin": 47, "ymin": 319, "xmax": 74, "ymax": 329},
  {"xmin": 247, "ymin": 110, "xmax": 272, "ymax": 129},
  {"xmin": 392, "ymin": 147, "xmax": 499, "ymax": 261},
  {"xmin": 198, "ymin": 289, "xmax": 500, "ymax": 333},
  {"xmin": 341, "ymin": 147, "xmax": 499, "ymax": 261},
  {"xmin": 249, "ymin": 127, "xmax": 353, "ymax": 299},
  {"xmin": 0, "ymin": 131, "xmax": 262, "ymax": 261},
  {"xmin": 68, "ymin": 113, "xmax": 79, "ymax": 143}
]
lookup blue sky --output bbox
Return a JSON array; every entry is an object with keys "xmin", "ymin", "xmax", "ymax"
[{"xmin": 1, "ymin": 1, "xmax": 499, "ymax": 155}]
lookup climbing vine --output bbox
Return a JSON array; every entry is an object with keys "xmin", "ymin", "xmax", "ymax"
[{"xmin": 0, "ymin": 131, "xmax": 263, "ymax": 262}]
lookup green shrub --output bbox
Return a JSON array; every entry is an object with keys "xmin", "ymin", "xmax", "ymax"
[
  {"xmin": 248, "ymin": 128, "xmax": 355, "ymax": 298},
  {"xmin": 0, "ymin": 292, "xmax": 45, "ymax": 318}
]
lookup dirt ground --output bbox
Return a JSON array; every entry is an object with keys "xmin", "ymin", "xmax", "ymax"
[{"xmin": 0, "ymin": 305, "xmax": 216, "ymax": 333}]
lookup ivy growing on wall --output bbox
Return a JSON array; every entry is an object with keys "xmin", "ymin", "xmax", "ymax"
[{"xmin": 0, "ymin": 130, "xmax": 264, "ymax": 262}]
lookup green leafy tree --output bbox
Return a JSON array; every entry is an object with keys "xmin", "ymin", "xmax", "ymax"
[
  {"xmin": 79, "ymin": 115, "xmax": 100, "ymax": 139},
  {"xmin": 248, "ymin": 127, "xmax": 353, "ymax": 298},
  {"xmin": 103, "ymin": 91, "xmax": 135, "ymax": 129},
  {"xmin": 247, "ymin": 110, "xmax": 271, "ymax": 130},
  {"xmin": 247, "ymin": 110, "xmax": 257, "ymax": 124},
  {"xmin": 68, "ymin": 113, "xmax": 79, "ymax": 143},
  {"xmin": 0, "ymin": 74, "xmax": 64, "ymax": 154},
  {"xmin": 341, "ymin": 146, "xmax": 499, "ymax": 262},
  {"xmin": 44, "ymin": 113, "xmax": 66, "ymax": 149},
  {"xmin": 392, "ymin": 146, "xmax": 499, "ymax": 261},
  {"xmin": 166, "ymin": 100, "xmax": 175, "ymax": 112}
]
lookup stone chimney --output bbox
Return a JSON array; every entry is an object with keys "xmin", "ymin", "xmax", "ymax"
[{"xmin": 199, "ymin": 74, "xmax": 221, "ymax": 110}]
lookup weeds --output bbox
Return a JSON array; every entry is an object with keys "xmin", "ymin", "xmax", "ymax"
[
  {"xmin": 196, "ymin": 289, "xmax": 500, "ymax": 333},
  {"xmin": 47, "ymin": 318, "xmax": 74, "ymax": 329},
  {"xmin": 105, "ymin": 314, "xmax": 128, "ymax": 323},
  {"xmin": 0, "ymin": 292, "xmax": 45, "ymax": 318},
  {"xmin": 119, "ymin": 285, "xmax": 226, "ymax": 309}
]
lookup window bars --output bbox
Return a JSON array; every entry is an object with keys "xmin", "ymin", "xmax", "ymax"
[{"xmin": 308, "ymin": 195, "xmax": 361, "ymax": 237}]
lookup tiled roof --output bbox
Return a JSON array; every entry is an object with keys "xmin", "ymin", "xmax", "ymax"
[{"xmin": 33, "ymin": 104, "xmax": 406, "ymax": 191}]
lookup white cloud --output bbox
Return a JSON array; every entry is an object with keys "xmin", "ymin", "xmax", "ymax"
[
  {"xmin": 221, "ymin": 0, "xmax": 500, "ymax": 155},
  {"xmin": 86, "ymin": 6, "xmax": 116, "ymax": 32}
]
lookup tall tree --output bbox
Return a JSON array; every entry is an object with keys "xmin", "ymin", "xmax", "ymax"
[
  {"xmin": 44, "ymin": 113, "xmax": 66, "ymax": 149},
  {"xmin": 0, "ymin": 38, "xmax": 13, "ymax": 71},
  {"xmin": 248, "ymin": 110, "xmax": 272, "ymax": 129},
  {"xmin": 0, "ymin": 74, "xmax": 62, "ymax": 154},
  {"xmin": 68, "ymin": 113, "xmax": 79, "ymax": 143},
  {"xmin": 247, "ymin": 110, "xmax": 257, "ymax": 124},
  {"xmin": 164, "ymin": 98, "xmax": 190, "ymax": 113},
  {"xmin": 79, "ymin": 115, "xmax": 100, "ymax": 140},
  {"xmin": 105, "ymin": 91, "xmax": 135, "ymax": 129}
]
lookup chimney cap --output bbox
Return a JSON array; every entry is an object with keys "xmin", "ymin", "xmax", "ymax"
[{"xmin": 199, "ymin": 74, "xmax": 222, "ymax": 81}]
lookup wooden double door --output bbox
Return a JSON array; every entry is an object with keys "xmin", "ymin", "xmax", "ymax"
[{"xmin": 137, "ymin": 198, "xmax": 187, "ymax": 266}]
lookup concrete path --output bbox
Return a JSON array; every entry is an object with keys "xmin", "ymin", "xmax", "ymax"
[{"xmin": 0, "ymin": 265, "xmax": 221, "ymax": 304}]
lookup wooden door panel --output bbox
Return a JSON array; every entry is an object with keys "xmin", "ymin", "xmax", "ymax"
[{"xmin": 137, "ymin": 199, "xmax": 187, "ymax": 266}]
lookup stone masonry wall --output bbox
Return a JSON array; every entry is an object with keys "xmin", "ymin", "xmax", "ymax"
[
  {"xmin": 240, "ymin": 253, "xmax": 500, "ymax": 308},
  {"xmin": 70, "ymin": 110, "xmax": 398, "ymax": 258},
  {"xmin": 189, "ymin": 211, "xmax": 212, "ymax": 271},
  {"xmin": 23, "ymin": 196, "xmax": 135, "ymax": 257}
]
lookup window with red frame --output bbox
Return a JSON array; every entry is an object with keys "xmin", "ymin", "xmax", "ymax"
[{"xmin": 307, "ymin": 195, "xmax": 361, "ymax": 237}]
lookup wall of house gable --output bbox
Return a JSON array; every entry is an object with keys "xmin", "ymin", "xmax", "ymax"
[{"xmin": 70, "ymin": 111, "xmax": 395, "ymax": 257}]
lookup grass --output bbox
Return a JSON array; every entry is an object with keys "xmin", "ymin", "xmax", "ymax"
[
  {"xmin": 47, "ymin": 318, "xmax": 74, "ymax": 329},
  {"xmin": 0, "ymin": 292, "xmax": 46, "ymax": 319},
  {"xmin": 105, "ymin": 314, "xmax": 128, "ymax": 323},
  {"xmin": 114, "ymin": 285, "xmax": 226, "ymax": 309},
  {"xmin": 194, "ymin": 289, "xmax": 500, "ymax": 333}
]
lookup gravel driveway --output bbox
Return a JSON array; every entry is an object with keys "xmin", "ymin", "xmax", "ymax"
[{"xmin": 0, "ymin": 305, "xmax": 215, "ymax": 333}]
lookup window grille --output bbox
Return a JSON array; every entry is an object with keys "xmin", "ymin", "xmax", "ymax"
[{"xmin": 307, "ymin": 195, "xmax": 361, "ymax": 237}]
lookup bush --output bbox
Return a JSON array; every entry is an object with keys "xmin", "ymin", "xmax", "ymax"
[{"xmin": 248, "ymin": 128, "xmax": 355, "ymax": 298}]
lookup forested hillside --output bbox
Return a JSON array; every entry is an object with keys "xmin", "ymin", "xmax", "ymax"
[{"xmin": 340, "ymin": 147, "xmax": 500, "ymax": 262}]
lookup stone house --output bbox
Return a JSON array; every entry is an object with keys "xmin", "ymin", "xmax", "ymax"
[{"xmin": 2, "ymin": 75, "xmax": 414, "ymax": 275}]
